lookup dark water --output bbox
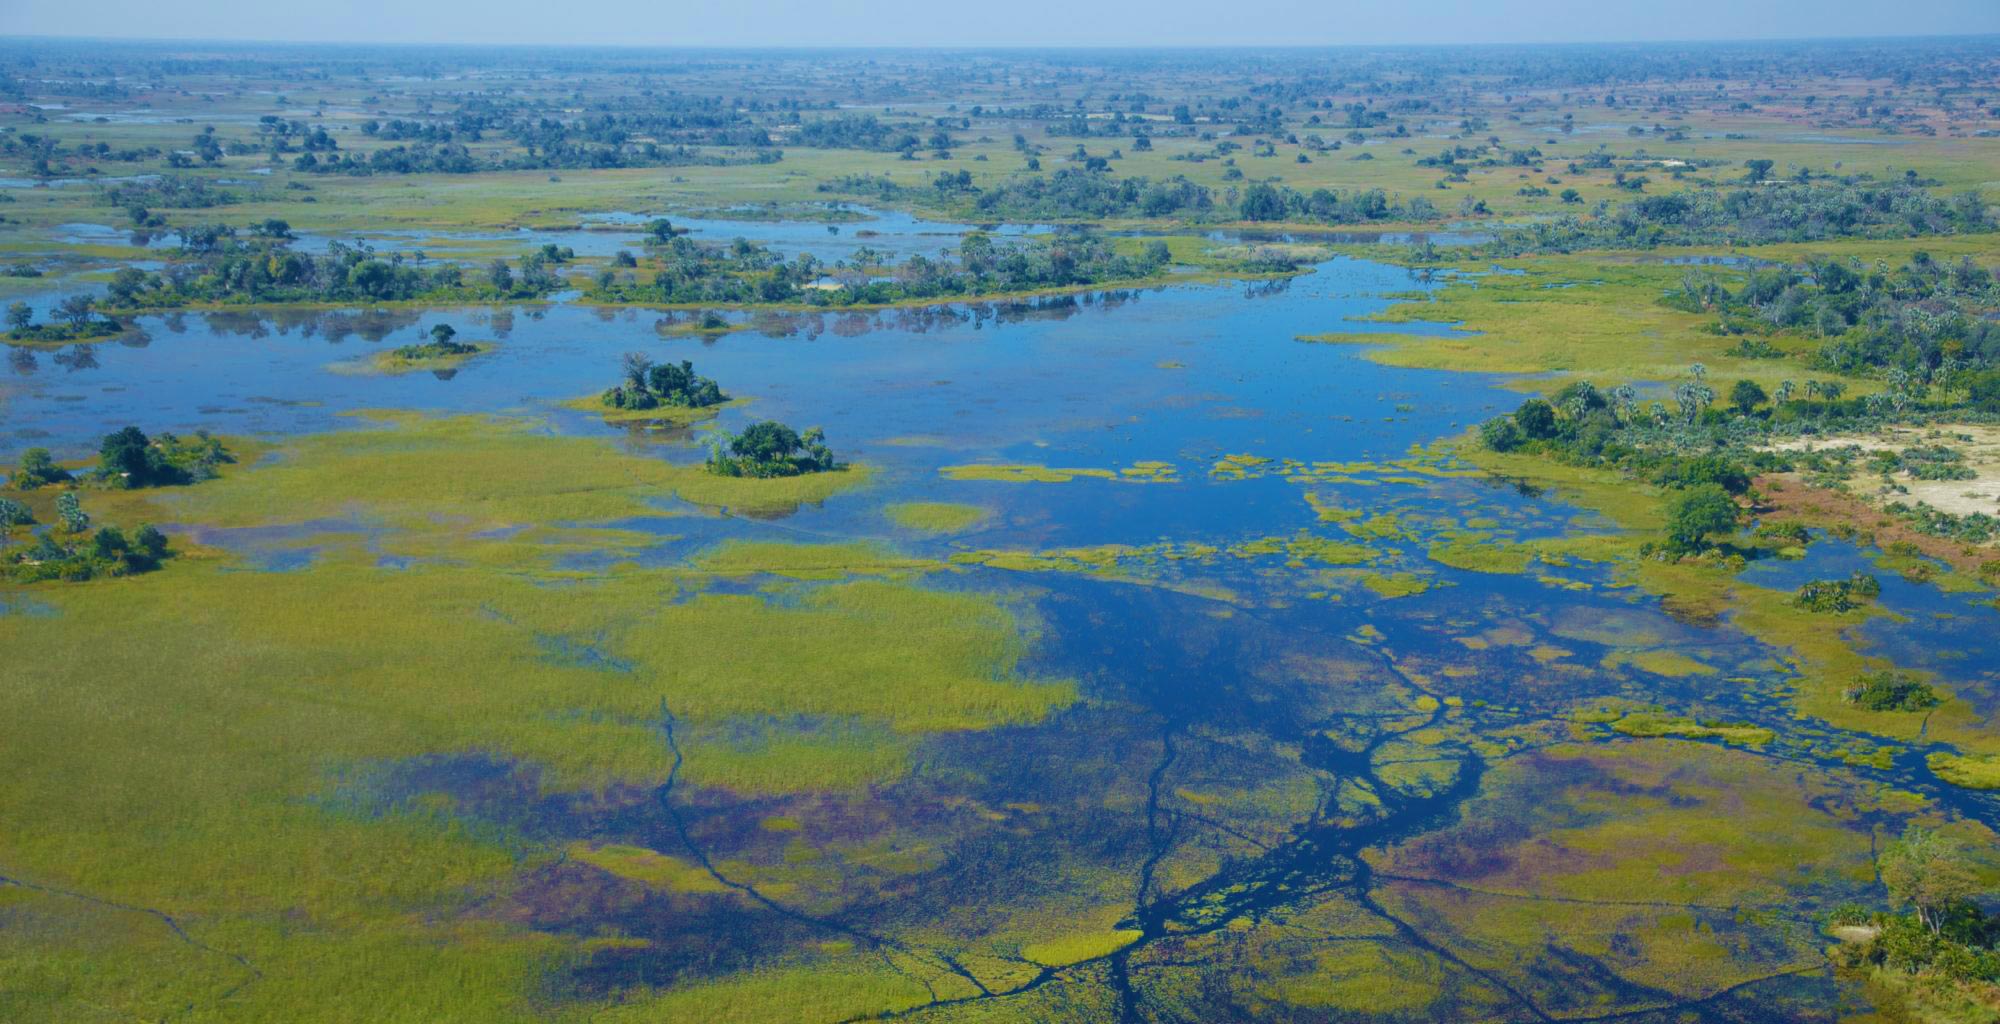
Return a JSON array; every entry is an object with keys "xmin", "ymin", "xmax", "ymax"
[{"xmin": 11, "ymin": 248, "xmax": 1995, "ymax": 1020}]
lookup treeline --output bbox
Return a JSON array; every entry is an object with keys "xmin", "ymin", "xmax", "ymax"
[
  {"xmin": 820, "ymin": 168, "xmax": 1437, "ymax": 225},
  {"xmin": 1667, "ymin": 252, "xmax": 1999, "ymax": 381},
  {"xmin": 589, "ymin": 230, "xmax": 1175, "ymax": 307},
  {"xmin": 99, "ymin": 234, "xmax": 565, "ymax": 309},
  {"xmin": 1488, "ymin": 182, "xmax": 1993, "ymax": 255},
  {"xmin": 291, "ymin": 142, "xmax": 781, "ymax": 176}
]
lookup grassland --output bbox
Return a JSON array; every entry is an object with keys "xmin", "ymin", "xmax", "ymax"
[{"xmin": 0, "ymin": 409, "xmax": 1082, "ymax": 1022}]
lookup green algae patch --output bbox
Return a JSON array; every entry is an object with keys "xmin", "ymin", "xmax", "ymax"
[
  {"xmin": 329, "ymin": 341, "xmax": 496, "ymax": 376},
  {"xmin": 569, "ymin": 842, "xmax": 728, "ymax": 894},
  {"xmin": 1602, "ymin": 649, "xmax": 1718, "ymax": 678},
  {"xmin": 591, "ymin": 957, "xmax": 940, "ymax": 1024},
  {"xmin": 1427, "ymin": 535, "xmax": 1535, "ymax": 574},
  {"xmin": 1928, "ymin": 753, "xmax": 2000, "ymax": 790},
  {"xmin": 1362, "ymin": 571, "xmax": 1433, "ymax": 599},
  {"xmin": 690, "ymin": 541, "xmax": 937, "ymax": 580},
  {"xmin": 1250, "ymin": 941, "xmax": 1443, "ymax": 1013},
  {"xmin": 940, "ymin": 463, "xmax": 1119, "ymax": 483},
  {"xmin": 1608, "ymin": 713, "xmax": 1775, "ymax": 748},
  {"xmin": 883, "ymin": 501, "xmax": 989, "ymax": 534},
  {"xmin": 1021, "ymin": 929, "xmax": 1143, "ymax": 968}
]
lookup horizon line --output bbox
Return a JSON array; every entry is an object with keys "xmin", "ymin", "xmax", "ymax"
[{"xmin": 3, "ymin": 31, "xmax": 1998, "ymax": 52}]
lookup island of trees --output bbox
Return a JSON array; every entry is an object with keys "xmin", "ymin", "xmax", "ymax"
[
  {"xmin": 5, "ymin": 296, "xmax": 122, "ymax": 344},
  {"xmin": 602, "ymin": 353, "xmax": 727, "ymax": 411},
  {"xmin": 705, "ymin": 421, "xmax": 839, "ymax": 478}
]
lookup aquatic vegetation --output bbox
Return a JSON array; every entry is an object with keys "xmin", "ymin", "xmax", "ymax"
[
  {"xmin": 1606, "ymin": 712, "xmax": 1776, "ymax": 747},
  {"xmin": 939, "ymin": 463, "xmax": 1128, "ymax": 483},
  {"xmin": 1020, "ymin": 928, "xmax": 1143, "ymax": 968},
  {"xmin": 883, "ymin": 501, "xmax": 989, "ymax": 533},
  {"xmin": 1926, "ymin": 753, "xmax": 2000, "ymax": 790}
]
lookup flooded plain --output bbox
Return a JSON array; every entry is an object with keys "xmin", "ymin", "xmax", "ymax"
[{"xmin": 4, "ymin": 222, "xmax": 1991, "ymax": 1021}]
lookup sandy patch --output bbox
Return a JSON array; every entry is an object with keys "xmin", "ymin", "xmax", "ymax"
[{"xmin": 1765, "ymin": 423, "xmax": 2000, "ymax": 518}]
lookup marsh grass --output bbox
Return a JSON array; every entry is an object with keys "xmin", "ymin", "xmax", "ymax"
[{"xmin": 0, "ymin": 414, "xmax": 1072, "ymax": 1022}]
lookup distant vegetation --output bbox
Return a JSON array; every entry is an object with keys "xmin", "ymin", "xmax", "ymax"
[
  {"xmin": 5, "ymin": 296, "xmax": 121, "ymax": 343},
  {"xmin": 590, "ymin": 229, "xmax": 1177, "ymax": 307},
  {"xmin": 98, "ymin": 231, "xmax": 565, "ymax": 309}
]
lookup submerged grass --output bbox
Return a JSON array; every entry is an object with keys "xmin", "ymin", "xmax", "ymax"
[
  {"xmin": 0, "ymin": 413, "xmax": 1072, "ymax": 1022},
  {"xmin": 883, "ymin": 501, "xmax": 990, "ymax": 534}
]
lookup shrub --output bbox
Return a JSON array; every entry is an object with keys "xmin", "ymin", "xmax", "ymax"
[{"xmin": 1846, "ymin": 671, "xmax": 1940, "ymax": 712}]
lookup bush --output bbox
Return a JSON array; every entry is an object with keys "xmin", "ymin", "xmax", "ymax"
[
  {"xmin": 1513, "ymin": 399, "xmax": 1558, "ymax": 440},
  {"xmin": 1664, "ymin": 483, "xmax": 1738, "ymax": 553},
  {"xmin": 1846, "ymin": 671, "xmax": 1940, "ymax": 712},
  {"xmin": 14, "ymin": 448, "xmax": 71, "ymax": 489},
  {"xmin": 1480, "ymin": 417, "xmax": 1523, "ymax": 452}
]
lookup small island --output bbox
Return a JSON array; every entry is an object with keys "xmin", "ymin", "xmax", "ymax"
[
  {"xmin": 343, "ymin": 323, "xmax": 493, "ymax": 375},
  {"xmin": 575, "ymin": 353, "xmax": 731, "ymax": 424},
  {"xmin": 5, "ymin": 296, "xmax": 124, "ymax": 346},
  {"xmin": 705, "ymin": 421, "xmax": 839, "ymax": 478}
]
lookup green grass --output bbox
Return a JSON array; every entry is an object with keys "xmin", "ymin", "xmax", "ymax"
[
  {"xmin": 0, "ymin": 414, "xmax": 1075, "ymax": 1022},
  {"xmin": 883, "ymin": 501, "xmax": 990, "ymax": 533}
]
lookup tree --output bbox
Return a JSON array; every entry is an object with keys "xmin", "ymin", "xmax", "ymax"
[
  {"xmin": 1728, "ymin": 379, "xmax": 1768, "ymax": 415},
  {"xmin": 1880, "ymin": 826, "xmax": 1975, "ymax": 934},
  {"xmin": 733, "ymin": 421, "xmax": 803, "ymax": 465},
  {"xmin": 107, "ymin": 267, "xmax": 149, "ymax": 305},
  {"xmin": 487, "ymin": 260, "xmax": 514, "ymax": 293},
  {"xmin": 15, "ymin": 448, "xmax": 70, "ymax": 488},
  {"xmin": 1664, "ymin": 483, "xmax": 1737, "ymax": 553},
  {"xmin": 1513, "ymin": 399, "xmax": 1558, "ymax": 440},
  {"xmin": 98, "ymin": 426, "xmax": 178, "ymax": 489},
  {"xmin": 1238, "ymin": 182, "xmax": 1285, "ymax": 221},
  {"xmin": 6, "ymin": 301, "xmax": 32, "ymax": 333},
  {"xmin": 429, "ymin": 323, "xmax": 457, "ymax": 346},
  {"xmin": 0, "ymin": 497, "xmax": 33, "ymax": 527},
  {"xmin": 54, "ymin": 294, "xmax": 95, "ymax": 331},
  {"xmin": 1743, "ymin": 159, "xmax": 1775, "ymax": 183},
  {"xmin": 55, "ymin": 492, "xmax": 88, "ymax": 534}
]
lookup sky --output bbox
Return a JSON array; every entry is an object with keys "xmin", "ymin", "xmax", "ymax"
[{"xmin": 2, "ymin": 0, "xmax": 1997, "ymax": 48}]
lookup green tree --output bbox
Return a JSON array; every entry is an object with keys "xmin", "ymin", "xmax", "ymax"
[
  {"xmin": 54, "ymin": 294, "xmax": 95, "ymax": 331},
  {"xmin": 1664, "ymin": 483, "xmax": 1738, "ymax": 553},
  {"xmin": 1880, "ymin": 826, "xmax": 1975, "ymax": 934},
  {"xmin": 1513, "ymin": 399, "xmax": 1558, "ymax": 440},
  {"xmin": 5, "ymin": 302, "xmax": 30, "ymax": 334},
  {"xmin": 55, "ymin": 492, "xmax": 88, "ymax": 534},
  {"xmin": 15, "ymin": 448, "xmax": 70, "ymax": 488},
  {"xmin": 1238, "ymin": 182, "xmax": 1285, "ymax": 221},
  {"xmin": 1728, "ymin": 379, "xmax": 1768, "ymax": 414},
  {"xmin": 429, "ymin": 323, "xmax": 457, "ymax": 346}
]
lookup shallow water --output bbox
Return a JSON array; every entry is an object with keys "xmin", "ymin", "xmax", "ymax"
[{"xmin": 11, "ymin": 247, "xmax": 1996, "ymax": 1020}]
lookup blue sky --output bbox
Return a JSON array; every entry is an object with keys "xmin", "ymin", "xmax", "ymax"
[{"xmin": 3, "ymin": 0, "xmax": 1996, "ymax": 47}]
